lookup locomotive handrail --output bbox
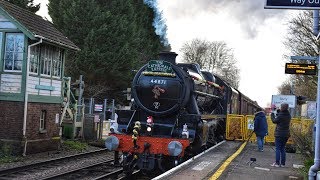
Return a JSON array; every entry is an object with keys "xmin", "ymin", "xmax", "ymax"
[
  {"xmin": 170, "ymin": 116, "xmax": 178, "ymax": 137},
  {"xmin": 194, "ymin": 90, "xmax": 222, "ymax": 99},
  {"xmin": 125, "ymin": 110, "xmax": 137, "ymax": 132},
  {"xmin": 142, "ymin": 71, "xmax": 176, "ymax": 77},
  {"xmin": 190, "ymin": 74, "xmax": 222, "ymax": 89}
]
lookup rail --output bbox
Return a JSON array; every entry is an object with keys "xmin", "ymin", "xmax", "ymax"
[{"xmin": 0, "ymin": 149, "xmax": 110, "ymax": 179}]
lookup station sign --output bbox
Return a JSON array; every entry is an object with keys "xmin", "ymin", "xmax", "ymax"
[
  {"xmin": 265, "ymin": 0, "xmax": 320, "ymax": 10},
  {"xmin": 271, "ymin": 95, "xmax": 296, "ymax": 108},
  {"xmin": 94, "ymin": 104, "xmax": 103, "ymax": 112},
  {"xmin": 285, "ymin": 63, "xmax": 317, "ymax": 75}
]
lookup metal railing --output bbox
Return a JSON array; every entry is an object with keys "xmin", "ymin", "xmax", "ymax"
[{"xmin": 226, "ymin": 114, "xmax": 314, "ymax": 144}]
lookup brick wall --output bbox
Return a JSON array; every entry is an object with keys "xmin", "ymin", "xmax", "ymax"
[
  {"xmin": 26, "ymin": 103, "xmax": 60, "ymax": 139},
  {"xmin": 0, "ymin": 101, "xmax": 24, "ymax": 140},
  {"xmin": 0, "ymin": 101, "xmax": 62, "ymax": 154},
  {"xmin": 26, "ymin": 102, "xmax": 61, "ymax": 154}
]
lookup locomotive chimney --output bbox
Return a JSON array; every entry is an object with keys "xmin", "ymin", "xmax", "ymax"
[{"xmin": 158, "ymin": 51, "xmax": 178, "ymax": 64}]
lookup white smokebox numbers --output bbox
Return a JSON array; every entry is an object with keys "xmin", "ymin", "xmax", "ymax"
[{"xmin": 150, "ymin": 79, "xmax": 167, "ymax": 85}]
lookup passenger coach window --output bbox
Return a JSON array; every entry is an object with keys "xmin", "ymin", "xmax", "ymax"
[{"xmin": 3, "ymin": 33, "xmax": 24, "ymax": 71}]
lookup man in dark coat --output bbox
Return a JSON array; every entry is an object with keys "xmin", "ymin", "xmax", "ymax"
[
  {"xmin": 254, "ymin": 108, "xmax": 268, "ymax": 152},
  {"xmin": 271, "ymin": 103, "xmax": 291, "ymax": 167}
]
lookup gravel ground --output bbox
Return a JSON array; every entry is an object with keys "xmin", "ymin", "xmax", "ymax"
[{"xmin": 0, "ymin": 143, "xmax": 105, "ymax": 170}]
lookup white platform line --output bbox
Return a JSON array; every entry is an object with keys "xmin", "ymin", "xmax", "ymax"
[
  {"xmin": 254, "ymin": 167, "xmax": 270, "ymax": 171},
  {"xmin": 152, "ymin": 140, "xmax": 226, "ymax": 180}
]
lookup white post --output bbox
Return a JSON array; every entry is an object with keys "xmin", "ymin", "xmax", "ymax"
[
  {"xmin": 309, "ymin": 10, "xmax": 320, "ymax": 180},
  {"xmin": 23, "ymin": 38, "xmax": 42, "ymax": 156}
]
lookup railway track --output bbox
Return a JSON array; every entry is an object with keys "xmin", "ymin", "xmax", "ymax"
[
  {"xmin": 0, "ymin": 142, "xmax": 225, "ymax": 180},
  {"xmin": 42, "ymin": 159, "xmax": 122, "ymax": 180},
  {"xmin": 0, "ymin": 149, "xmax": 114, "ymax": 180},
  {"xmin": 38, "ymin": 159, "xmax": 150, "ymax": 180}
]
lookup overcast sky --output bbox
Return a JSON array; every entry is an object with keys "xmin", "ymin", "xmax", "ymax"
[{"xmin": 34, "ymin": 0, "xmax": 298, "ymax": 107}]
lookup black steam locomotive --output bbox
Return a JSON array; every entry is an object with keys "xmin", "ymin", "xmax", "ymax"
[{"xmin": 105, "ymin": 51, "xmax": 260, "ymax": 174}]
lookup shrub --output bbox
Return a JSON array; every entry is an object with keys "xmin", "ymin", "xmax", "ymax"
[
  {"xmin": 291, "ymin": 123, "xmax": 314, "ymax": 159},
  {"xmin": 0, "ymin": 143, "xmax": 12, "ymax": 157},
  {"xmin": 291, "ymin": 122, "xmax": 314, "ymax": 178},
  {"xmin": 0, "ymin": 142, "xmax": 20, "ymax": 164}
]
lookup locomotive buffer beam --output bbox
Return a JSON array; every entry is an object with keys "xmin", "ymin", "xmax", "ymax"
[{"xmin": 194, "ymin": 90, "xmax": 221, "ymax": 99}]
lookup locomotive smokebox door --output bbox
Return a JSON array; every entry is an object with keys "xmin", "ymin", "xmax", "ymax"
[{"xmin": 132, "ymin": 58, "xmax": 191, "ymax": 117}]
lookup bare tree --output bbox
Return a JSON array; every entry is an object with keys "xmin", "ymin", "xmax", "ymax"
[
  {"xmin": 277, "ymin": 79, "xmax": 292, "ymax": 95},
  {"xmin": 180, "ymin": 38, "xmax": 240, "ymax": 88},
  {"xmin": 282, "ymin": 11, "xmax": 318, "ymax": 101},
  {"xmin": 181, "ymin": 39, "xmax": 209, "ymax": 68}
]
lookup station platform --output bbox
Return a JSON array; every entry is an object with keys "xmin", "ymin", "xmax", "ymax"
[{"xmin": 153, "ymin": 141, "xmax": 304, "ymax": 180}]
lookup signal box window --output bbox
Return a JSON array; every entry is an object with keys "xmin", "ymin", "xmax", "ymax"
[
  {"xmin": 40, "ymin": 44, "xmax": 63, "ymax": 77},
  {"xmin": 4, "ymin": 33, "xmax": 24, "ymax": 71},
  {"xmin": 40, "ymin": 110, "xmax": 47, "ymax": 132},
  {"xmin": 29, "ymin": 45, "xmax": 40, "ymax": 74}
]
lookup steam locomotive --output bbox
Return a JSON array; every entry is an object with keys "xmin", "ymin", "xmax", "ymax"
[{"xmin": 105, "ymin": 51, "xmax": 260, "ymax": 174}]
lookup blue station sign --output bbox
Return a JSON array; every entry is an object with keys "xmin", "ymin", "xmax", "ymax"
[{"xmin": 265, "ymin": 0, "xmax": 320, "ymax": 9}]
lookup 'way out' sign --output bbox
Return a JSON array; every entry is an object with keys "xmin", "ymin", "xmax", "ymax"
[{"xmin": 265, "ymin": 0, "xmax": 320, "ymax": 9}]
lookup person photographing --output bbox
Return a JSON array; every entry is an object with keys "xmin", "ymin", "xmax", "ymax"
[{"xmin": 270, "ymin": 103, "xmax": 291, "ymax": 167}]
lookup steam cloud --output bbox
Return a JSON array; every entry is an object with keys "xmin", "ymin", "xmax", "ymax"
[
  {"xmin": 161, "ymin": 0, "xmax": 288, "ymax": 38},
  {"xmin": 144, "ymin": 0, "xmax": 170, "ymax": 46}
]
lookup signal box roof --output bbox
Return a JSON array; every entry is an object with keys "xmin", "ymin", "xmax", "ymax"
[{"xmin": 0, "ymin": 0, "xmax": 80, "ymax": 51}]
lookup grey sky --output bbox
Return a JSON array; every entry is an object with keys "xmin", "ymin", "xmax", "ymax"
[{"xmin": 161, "ymin": 0, "xmax": 287, "ymax": 38}]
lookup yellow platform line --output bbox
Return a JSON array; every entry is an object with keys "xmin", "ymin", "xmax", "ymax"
[{"xmin": 210, "ymin": 141, "xmax": 248, "ymax": 180}]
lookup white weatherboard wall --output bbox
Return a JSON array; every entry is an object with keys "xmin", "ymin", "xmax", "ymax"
[
  {"xmin": 27, "ymin": 76, "xmax": 61, "ymax": 96},
  {"xmin": 27, "ymin": 76, "xmax": 39, "ymax": 95},
  {"xmin": 39, "ymin": 78, "xmax": 51, "ymax": 96},
  {"xmin": 51, "ymin": 79, "xmax": 61, "ymax": 96},
  {"xmin": 0, "ymin": 74, "xmax": 22, "ymax": 93}
]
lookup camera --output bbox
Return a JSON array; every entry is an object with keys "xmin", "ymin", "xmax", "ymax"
[{"xmin": 272, "ymin": 108, "xmax": 280, "ymax": 117}]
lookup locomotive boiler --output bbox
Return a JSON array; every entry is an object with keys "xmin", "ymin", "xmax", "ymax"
[{"xmin": 105, "ymin": 51, "xmax": 258, "ymax": 174}]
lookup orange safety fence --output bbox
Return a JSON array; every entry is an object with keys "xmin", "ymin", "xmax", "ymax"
[{"xmin": 226, "ymin": 114, "xmax": 314, "ymax": 144}]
